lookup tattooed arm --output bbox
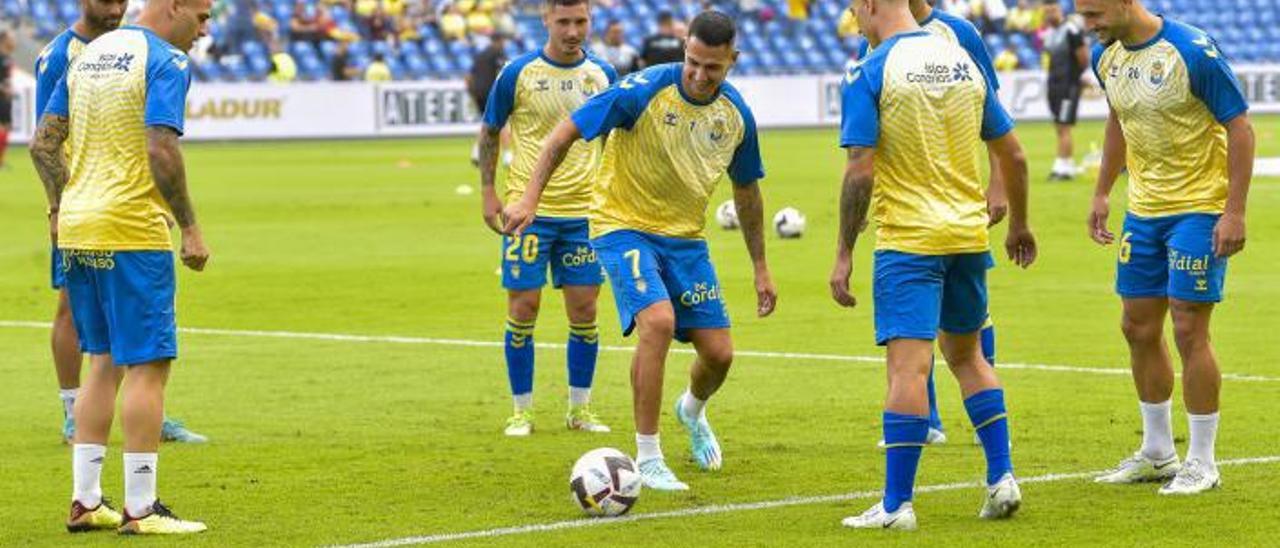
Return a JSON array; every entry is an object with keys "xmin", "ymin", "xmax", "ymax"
[
  {"xmin": 30, "ymin": 114, "xmax": 70, "ymax": 246},
  {"xmin": 477, "ymin": 124, "xmax": 504, "ymax": 234},
  {"xmin": 830, "ymin": 147, "xmax": 874, "ymax": 308},
  {"xmin": 734, "ymin": 182, "xmax": 777, "ymax": 317},
  {"xmin": 147, "ymin": 126, "xmax": 210, "ymax": 271}
]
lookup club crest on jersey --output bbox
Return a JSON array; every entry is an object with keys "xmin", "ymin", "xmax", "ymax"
[
  {"xmin": 1147, "ymin": 60, "xmax": 1167, "ymax": 88},
  {"xmin": 708, "ymin": 118, "xmax": 727, "ymax": 143}
]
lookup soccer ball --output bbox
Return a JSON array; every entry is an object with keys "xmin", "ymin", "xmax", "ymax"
[
  {"xmin": 773, "ymin": 207, "xmax": 806, "ymax": 238},
  {"xmin": 715, "ymin": 200, "xmax": 739, "ymax": 230},
  {"xmin": 569, "ymin": 448, "xmax": 642, "ymax": 517}
]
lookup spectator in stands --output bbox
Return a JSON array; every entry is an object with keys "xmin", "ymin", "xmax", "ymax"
[
  {"xmin": 981, "ymin": 0, "xmax": 1008, "ymax": 36},
  {"xmin": 639, "ymin": 11, "xmax": 683, "ymax": 68},
  {"xmin": 466, "ymin": 3, "xmax": 495, "ymax": 36},
  {"xmin": 253, "ymin": 4, "xmax": 280, "ymax": 43},
  {"xmin": 366, "ymin": 52, "xmax": 394, "ymax": 81},
  {"xmin": 268, "ymin": 42, "xmax": 299, "ymax": 83},
  {"xmin": 290, "ymin": 0, "xmax": 327, "ymax": 45},
  {"xmin": 1006, "ymin": 0, "xmax": 1036, "ymax": 35},
  {"xmin": 368, "ymin": 4, "xmax": 396, "ymax": 41},
  {"xmin": 224, "ymin": 0, "xmax": 261, "ymax": 55},
  {"xmin": 593, "ymin": 20, "xmax": 639, "ymax": 76},
  {"xmin": 994, "ymin": 45, "xmax": 1019, "ymax": 71},
  {"xmin": 330, "ymin": 40, "xmax": 361, "ymax": 81},
  {"xmin": 837, "ymin": 3, "xmax": 859, "ymax": 38},
  {"xmin": 467, "ymin": 32, "xmax": 506, "ymax": 120},
  {"xmin": 440, "ymin": 3, "xmax": 468, "ymax": 41}
]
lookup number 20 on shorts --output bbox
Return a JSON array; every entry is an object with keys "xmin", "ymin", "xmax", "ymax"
[{"xmin": 505, "ymin": 234, "xmax": 540, "ymax": 263}]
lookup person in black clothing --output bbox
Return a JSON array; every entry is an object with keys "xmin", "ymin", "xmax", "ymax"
[
  {"xmin": 0, "ymin": 29, "xmax": 13, "ymax": 169},
  {"xmin": 330, "ymin": 40, "xmax": 359, "ymax": 81},
  {"xmin": 1043, "ymin": 0, "xmax": 1089, "ymax": 180},
  {"xmin": 468, "ymin": 34, "xmax": 510, "ymax": 166},
  {"xmin": 639, "ymin": 11, "xmax": 684, "ymax": 68}
]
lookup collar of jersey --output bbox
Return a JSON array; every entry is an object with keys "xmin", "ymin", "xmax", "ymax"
[
  {"xmin": 918, "ymin": 8, "xmax": 939, "ymax": 27},
  {"xmin": 67, "ymin": 28, "xmax": 90, "ymax": 44},
  {"xmin": 878, "ymin": 29, "xmax": 930, "ymax": 51},
  {"xmin": 675, "ymin": 72, "xmax": 722, "ymax": 107},
  {"xmin": 1122, "ymin": 15, "xmax": 1166, "ymax": 51},
  {"xmin": 538, "ymin": 49, "xmax": 588, "ymax": 69}
]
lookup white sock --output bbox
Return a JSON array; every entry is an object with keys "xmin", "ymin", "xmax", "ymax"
[
  {"xmin": 513, "ymin": 393, "xmax": 533, "ymax": 411},
  {"xmin": 1187, "ymin": 412, "xmax": 1219, "ymax": 467},
  {"xmin": 72, "ymin": 444, "xmax": 106, "ymax": 507},
  {"xmin": 679, "ymin": 390, "xmax": 706, "ymax": 420},
  {"xmin": 60, "ymin": 388, "xmax": 78, "ymax": 420},
  {"xmin": 1051, "ymin": 158, "xmax": 1064, "ymax": 173},
  {"xmin": 1139, "ymin": 400, "xmax": 1176, "ymax": 461},
  {"xmin": 636, "ymin": 433, "xmax": 663, "ymax": 463},
  {"xmin": 568, "ymin": 387, "xmax": 590, "ymax": 407},
  {"xmin": 124, "ymin": 453, "xmax": 158, "ymax": 517}
]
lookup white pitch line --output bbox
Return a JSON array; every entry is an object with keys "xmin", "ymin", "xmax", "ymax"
[
  {"xmin": 329, "ymin": 456, "xmax": 1280, "ymax": 548},
  {"xmin": 1, "ymin": 320, "xmax": 1276, "ymax": 382}
]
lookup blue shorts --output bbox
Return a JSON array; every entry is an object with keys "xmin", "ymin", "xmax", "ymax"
[
  {"xmin": 63, "ymin": 250, "xmax": 178, "ymax": 366},
  {"xmin": 873, "ymin": 250, "xmax": 989, "ymax": 346},
  {"xmin": 51, "ymin": 247, "xmax": 67, "ymax": 290},
  {"xmin": 1117, "ymin": 212, "xmax": 1227, "ymax": 303},
  {"xmin": 593, "ymin": 230, "xmax": 730, "ymax": 343},
  {"xmin": 501, "ymin": 217, "xmax": 604, "ymax": 291}
]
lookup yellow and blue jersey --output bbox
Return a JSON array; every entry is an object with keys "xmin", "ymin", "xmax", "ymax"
[
  {"xmin": 1091, "ymin": 18, "xmax": 1248, "ymax": 217},
  {"xmin": 483, "ymin": 50, "xmax": 617, "ymax": 218},
  {"xmin": 35, "ymin": 29, "xmax": 90, "ymax": 120},
  {"xmin": 857, "ymin": 9, "xmax": 1000, "ymax": 92},
  {"xmin": 841, "ymin": 31, "xmax": 1014, "ymax": 255},
  {"xmin": 570, "ymin": 63, "xmax": 764, "ymax": 240},
  {"xmin": 46, "ymin": 26, "xmax": 193, "ymax": 251}
]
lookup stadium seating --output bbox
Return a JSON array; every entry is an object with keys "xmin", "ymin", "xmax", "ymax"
[{"xmin": 9, "ymin": 0, "xmax": 1280, "ymax": 82}]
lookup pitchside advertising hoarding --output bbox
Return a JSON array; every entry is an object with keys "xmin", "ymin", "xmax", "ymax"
[{"xmin": 9, "ymin": 64, "xmax": 1280, "ymax": 142}]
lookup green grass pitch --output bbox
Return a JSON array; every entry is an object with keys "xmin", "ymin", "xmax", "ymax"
[{"xmin": 1, "ymin": 116, "xmax": 1278, "ymax": 546}]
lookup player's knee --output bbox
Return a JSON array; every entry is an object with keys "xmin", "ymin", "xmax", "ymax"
[
  {"xmin": 567, "ymin": 300, "xmax": 597, "ymax": 325},
  {"xmin": 1121, "ymin": 314, "xmax": 1161, "ymax": 346},
  {"xmin": 700, "ymin": 345, "xmax": 733, "ymax": 372},
  {"xmin": 54, "ymin": 300, "xmax": 75, "ymax": 327},
  {"xmin": 636, "ymin": 309, "xmax": 676, "ymax": 341},
  {"xmin": 508, "ymin": 293, "xmax": 541, "ymax": 323}
]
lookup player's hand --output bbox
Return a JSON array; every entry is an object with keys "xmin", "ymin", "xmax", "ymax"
[
  {"xmin": 987, "ymin": 198, "xmax": 1009, "ymax": 227},
  {"xmin": 1213, "ymin": 213, "xmax": 1246, "ymax": 258},
  {"xmin": 1005, "ymin": 223, "xmax": 1037, "ymax": 268},
  {"xmin": 180, "ymin": 227, "xmax": 210, "ymax": 272},
  {"xmin": 501, "ymin": 199, "xmax": 536, "ymax": 237},
  {"xmin": 481, "ymin": 186, "xmax": 504, "ymax": 235},
  {"xmin": 1088, "ymin": 194, "xmax": 1114, "ymax": 245},
  {"xmin": 829, "ymin": 252, "xmax": 857, "ymax": 308},
  {"xmin": 753, "ymin": 266, "xmax": 777, "ymax": 317}
]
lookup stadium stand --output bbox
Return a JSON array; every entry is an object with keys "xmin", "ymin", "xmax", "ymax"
[{"xmin": 4, "ymin": 0, "xmax": 1278, "ymax": 82}]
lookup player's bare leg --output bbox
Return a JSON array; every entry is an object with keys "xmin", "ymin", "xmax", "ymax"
[
  {"xmin": 1098, "ymin": 297, "xmax": 1181, "ymax": 484},
  {"xmin": 117, "ymin": 360, "xmax": 205, "ymax": 534},
  {"xmin": 503, "ymin": 289, "xmax": 541, "ymax": 436},
  {"xmin": 53, "ymin": 290, "xmax": 83, "ymax": 443},
  {"xmin": 67, "ymin": 354, "xmax": 123, "ymax": 532},
  {"xmin": 940, "ymin": 332, "xmax": 1020, "ymax": 519},
  {"xmin": 562, "ymin": 284, "xmax": 608, "ymax": 432},
  {"xmin": 845, "ymin": 339, "xmax": 931, "ymax": 530},
  {"xmin": 630, "ymin": 302, "xmax": 686, "ymax": 490},
  {"xmin": 1052, "ymin": 123, "xmax": 1077, "ymax": 180},
  {"xmin": 1161, "ymin": 299, "xmax": 1222, "ymax": 494},
  {"xmin": 677, "ymin": 328, "xmax": 732, "ymax": 471}
]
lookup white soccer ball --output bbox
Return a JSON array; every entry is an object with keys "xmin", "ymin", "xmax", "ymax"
[
  {"xmin": 569, "ymin": 448, "xmax": 642, "ymax": 517},
  {"xmin": 773, "ymin": 207, "xmax": 806, "ymax": 238},
  {"xmin": 715, "ymin": 200, "xmax": 739, "ymax": 230}
]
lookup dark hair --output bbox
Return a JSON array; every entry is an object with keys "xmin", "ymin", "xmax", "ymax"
[
  {"xmin": 657, "ymin": 11, "xmax": 674, "ymax": 24},
  {"xmin": 689, "ymin": 10, "xmax": 735, "ymax": 47},
  {"xmin": 544, "ymin": 0, "xmax": 589, "ymax": 8}
]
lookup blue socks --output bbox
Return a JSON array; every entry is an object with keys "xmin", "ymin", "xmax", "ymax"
[
  {"xmin": 965, "ymin": 388, "xmax": 1013, "ymax": 485},
  {"xmin": 504, "ymin": 318, "xmax": 536, "ymax": 399},
  {"xmin": 924, "ymin": 322, "xmax": 997, "ymax": 431},
  {"xmin": 567, "ymin": 323, "xmax": 599, "ymax": 391},
  {"xmin": 882, "ymin": 412, "xmax": 929, "ymax": 513}
]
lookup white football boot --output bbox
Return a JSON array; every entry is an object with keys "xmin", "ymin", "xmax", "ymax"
[
  {"xmin": 842, "ymin": 501, "xmax": 917, "ymax": 531},
  {"xmin": 1094, "ymin": 452, "xmax": 1181, "ymax": 484}
]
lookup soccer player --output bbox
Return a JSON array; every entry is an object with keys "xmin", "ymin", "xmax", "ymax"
[
  {"xmin": 1081, "ymin": 0, "xmax": 1253, "ymax": 494},
  {"xmin": 478, "ymin": 0, "xmax": 617, "ymax": 437},
  {"xmin": 860, "ymin": 0, "xmax": 1005, "ymax": 445},
  {"xmin": 504, "ymin": 10, "xmax": 776, "ymax": 491},
  {"xmin": 832, "ymin": 0, "xmax": 1036, "ymax": 530},
  {"xmin": 35, "ymin": 0, "xmax": 207, "ymax": 446},
  {"xmin": 1043, "ymin": 0, "xmax": 1089, "ymax": 181},
  {"xmin": 30, "ymin": 0, "xmax": 215, "ymax": 534}
]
